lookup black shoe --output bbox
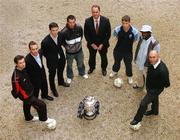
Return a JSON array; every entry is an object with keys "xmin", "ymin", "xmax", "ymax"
[
  {"xmin": 130, "ymin": 120, "xmax": 139, "ymax": 125},
  {"xmin": 59, "ymin": 82, "xmax": 70, "ymax": 87},
  {"xmin": 144, "ymin": 110, "xmax": 158, "ymax": 116},
  {"xmin": 88, "ymin": 69, "xmax": 94, "ymax": 74},
  {"xmin": 102, "ymin": 70, "xmax": 107, "ymax": 76},
  {"xmin": 42, "ymin": 95, "xmax": 54, "ymax": 101},
  {"xmin": 52, "ymin": 90, "xmax": 59, "ymax": 97}
]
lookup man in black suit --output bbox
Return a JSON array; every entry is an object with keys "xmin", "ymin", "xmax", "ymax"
[
  {"xmin": 84, "ymin": 5, "xmax": 111, "ymax": 76},
  {"xmin": 25, "ymin": 41, "xmax": 53, "ymax": 101},
  {"xmin": 130, "ymin": 50, "xmax": 170, "ymax": 130},
  {"xmin": 41, "ymin": 22, "xmax": 69, "ymax": 97}
]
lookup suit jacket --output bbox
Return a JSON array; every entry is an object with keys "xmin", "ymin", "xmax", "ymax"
[
  {"xmin": 41, "ymin": 32, "xmax": 64, "ymax": 68},
  {"xmin": 25, "ymin": 53, "xmax": 47, "ymax": 88},
  {"xmin": 84, "ymin": 15, "xmax": 111, "ymax": 48}
]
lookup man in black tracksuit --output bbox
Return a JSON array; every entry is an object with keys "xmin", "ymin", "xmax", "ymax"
[
  {"xmin": 11, "ymin": 55, "xmax": 47, "ymax": 121},
  {"xmin": 130, "ymin": 50, "xmax": 170, "ymax": 128}
]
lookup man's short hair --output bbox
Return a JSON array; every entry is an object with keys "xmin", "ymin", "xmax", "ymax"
[
  {"xmin": 91, "ymin": 5, "xmax": 100, "ymax": 11},
  {"xmin": 14, "ymin": 55, "xmax": 24, "ymax": 64},
  {"xmin": 49, "ymin": 22, "xmax": 59, "ymax": 30},
  {"xmin": 67, "ymin": 15, "xmax": 76, "ymax": 22},
  {"xmin": 122, "ymin": 15, "xmax": 131, "ymax": 22},
  {"xmin": 28, "ymin": 41, "xmax": 37, "ymax": 49}
]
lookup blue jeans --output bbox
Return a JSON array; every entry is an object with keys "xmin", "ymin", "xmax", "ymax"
[{"xmin": 66, "ymin": 50, "xmax": 86, "ymax": 79}]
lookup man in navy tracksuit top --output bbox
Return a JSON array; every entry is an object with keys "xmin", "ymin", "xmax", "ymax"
[{"xmin": 110, "ymin": 15, "xmax": 139, "ymax": 84}]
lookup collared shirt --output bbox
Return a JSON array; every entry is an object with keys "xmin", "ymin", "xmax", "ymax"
[
  {"xmin": 153, "ymin": 59, "xmax": 161, "ymax": 69},
  {"xmin": 50, "ymin": 34, "xmax": 58, "ymax": 45},
  {"xmin": 93, "ymin": 16, "xmax": 100, "ymax": 30},
  {"xmin": 31, "ymin": 54, "xmax": 42, "ymax": 68},
  {"xmin": 113, "ymin": 25, "xmax": 139, "ymax": 41}
]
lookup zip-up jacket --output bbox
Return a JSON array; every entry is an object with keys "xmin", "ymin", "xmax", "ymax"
[
  {"xmin": 60, "ymin": 24, "xmax": 83, "ymax": 54},
  {"xmin": 11, "ymin": 68, "xmax": 34, "ymax": 101}
]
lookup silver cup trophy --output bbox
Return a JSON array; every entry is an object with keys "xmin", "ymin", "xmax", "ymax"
[{"xmin": 77, "ymin": 96, "xmax": 100, "ymax": 120}]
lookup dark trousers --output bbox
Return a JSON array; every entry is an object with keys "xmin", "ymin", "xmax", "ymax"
[
  {"xmin": 33, "ymin": 77, "xmax": 48, "ymax": 98},
  {"xmin": 88, "ymin": 47, "xmax": 108, "ymax": 70},
  {"xmin": 134, "ymin": 89, "xmax": 164, "ymax": 122},
  {"xmin": 48, "ymin": 53, "xmax": 65, "ymax": 91},
  {"xmin": 112, "ymin": 50, "xmax": 133, "ymax": 77},
  {"xmin": 23, "ymin": 96, "xmax": 47, "ymax": 121}
]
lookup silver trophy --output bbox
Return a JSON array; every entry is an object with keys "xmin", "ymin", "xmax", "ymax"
[{"xmin": 77, "ymin": 96, "xmax": 100, "ymax": 120}]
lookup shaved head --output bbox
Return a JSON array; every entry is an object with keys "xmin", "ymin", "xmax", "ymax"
[{"xmin": 149, "ymin": 50, "xmax": 159, "ymax": 65}]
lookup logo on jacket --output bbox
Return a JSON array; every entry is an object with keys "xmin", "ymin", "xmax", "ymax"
[{"xmin": 129, "ymin": 34, "xmax": 133, "ymax": 39}]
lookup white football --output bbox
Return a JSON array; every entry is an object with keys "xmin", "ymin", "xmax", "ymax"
[
  {"xmin": 47, "ymin": 119, "xmax": 57, "ymax": 130},
  {"xmin": 130, "ymin": 122, "xmax": 141, "ymax": 130},
  {"xmin": 114, "ymin": 78, "xmax": 123, "ymax": 88}
]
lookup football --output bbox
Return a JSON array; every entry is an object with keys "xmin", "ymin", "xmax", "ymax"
[
  {"xmin": 114, "ymin": 78, "xmax": 123, "ymax": 88},
  {"xmin": 47, "ymin": 119, "xmax": 57, "ymax": 130}
]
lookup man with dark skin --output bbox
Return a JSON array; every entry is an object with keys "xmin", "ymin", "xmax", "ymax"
[{"xmin": 133, "ymin": 25, "xmax": 160, "ymax": 89}]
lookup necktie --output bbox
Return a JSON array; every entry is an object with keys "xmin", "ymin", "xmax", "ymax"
[{"xmin": 95, "ymin": 19, "xmax": 99, "ymax": 34}]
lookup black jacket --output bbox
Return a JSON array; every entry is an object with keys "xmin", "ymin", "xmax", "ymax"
[
  {"xmin": 11, "ymin": 68, "xmax": 34, "ymax": 101},
  {"xmin": 25, "ymin": 53, "xmax": 47, "ymax": 88},
  {"xmin": 84, "ymin": 16, "xmax": 111, "ymax": 48},
  {"xmin": 146, "ymin": 60, "xmax": 170, "ymax": 91},
  {"xmin": 41, "ymin": 32, "xmax": 64, "ymax": 68}
]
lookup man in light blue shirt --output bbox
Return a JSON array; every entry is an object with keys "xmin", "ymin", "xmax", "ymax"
[{"xmin": 133, "ymin": 25, "xmax": 160, "ymax": 89}]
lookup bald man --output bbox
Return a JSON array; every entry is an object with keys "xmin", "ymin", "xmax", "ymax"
[{"xmin": 130, "ymin": 50, "xmax": 170, "ymax": 129}]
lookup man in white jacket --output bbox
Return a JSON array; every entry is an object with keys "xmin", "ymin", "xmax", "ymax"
[{"xmin": 133, "ymin": 25, "xmax": 160, "ymax": 89}]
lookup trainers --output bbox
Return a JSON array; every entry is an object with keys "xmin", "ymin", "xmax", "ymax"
[
  {"xmin": 128, "ymin": 77, "xmax": 133, "ymax": 85},
  {"xmin": 83, "ymin": 74, "xmax": 88, "ymax": 79},
  {"xmin": 109, "ymin": 71, "xmax": 117, "ymax": 78},
  {"xmin": 130, "ymin": 120, "xmax": 141, "ymax": 130},
  {"xmin": 45, "ymin": 118, "xmax": 57, "ymax": 130},
  {"xmin": 27, "ymin": 116, "xmax": 39, "ymax": 122},
  {"xmin": 66, "ymin": 78, "xmax": 72, "ymax": 84}
]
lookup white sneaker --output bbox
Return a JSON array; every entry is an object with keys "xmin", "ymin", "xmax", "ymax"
[
  {"xmin": 128, "ymin": 77, "xmax": 133, "ymax": 85},
  {"xmin": 83, "ymin": 74, "xmax": 88, "ymax": 79},
  {"xmin": 45, "ymin": 118, "xmax": 57, "ymax": 130},
  {"xmin": 130, "ymin": 122, "xmax": 141, "ymax": 130},
  {"xmin": 66, "ymin": 78, "xmax": 72, "ymax": 84},
  {"xmin": 109, "ymin": 71, "xmax": 117, "ymax": 78},
  {"xmin": 31, "ymin": 116, "xmax": 39, "ymax": 122}
]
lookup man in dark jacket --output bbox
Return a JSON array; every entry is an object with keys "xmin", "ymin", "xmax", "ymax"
[
  {"xmin": 25, "ymin": 41, "xmax": 53, "ymax": 101},
  {"xmin": 84, "ymin": 5, "xmax": 111, "ymax": 76},
  {"xmin": 60, "ymin": 15, "xmax": 88, "ymax": 84},
  {"xmin": 41, "ymin": 22, "xmax": 69, "ymax": 97},
  {"xmin": 11, "ymin": 55, "xmax": 56, "ymax": 129},
  {"xmin": 130, "ymin": 50, "xmax": 170, "ymax": 130}
]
